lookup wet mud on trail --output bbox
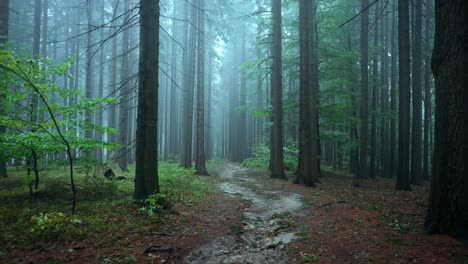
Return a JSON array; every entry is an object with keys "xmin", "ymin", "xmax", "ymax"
[{"xmin": 186, "ymin": 162, "xmax": 303, "ymax": 264}]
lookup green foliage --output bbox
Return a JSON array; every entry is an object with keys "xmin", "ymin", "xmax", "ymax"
[
  {"xmin": 301, "ymin": 254, "xmax": 320, "ymax": 263},
  {"xmin": 140, "ymin": 193, "xmax": 166, "ymax": 217},
  {"xmin": 29, "ymin": 212, "xmax": 82, "ymax": 240},
  {"xmin": 242, "ymin": 141, "xmax": 298, "ymax": 171},
  {"xmin": 242, "ymin": 143, "xmax": 270, "ymax": 169},
  {"xmin": 389, "ymin": 218, "xmax": 411, "ymax": 234},
  {"xmin": 82, "ymin": 175, "xmax": 120, "ymax": 199},
  {"xmin": 158, "ymin": 162, "xmax": 211, "ymax": 202}
]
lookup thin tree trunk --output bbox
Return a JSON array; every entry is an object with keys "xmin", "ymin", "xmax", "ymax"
[
  {"xmin": 410, "ymin": 0, "xmax": 423, "ymax": 185},
  {"xmin": 389, "ymin": 0, "xmax": 397, "ymax": 179},
  {"xmin": 370, "ymin": 0, "xmax": 379, "ymax": 178},
  {"xmin": 422, "ymin": 0, "xmax": 432, "ymax": 181},
  {"xmin": 118, "ymin": 0, "xmax": 131, "ymax": 171},
  {"xmin": 0, "ymin": 0, "xmax": 9, "ymax": 177},
  {"xmin": 359, "ymin": 0, "xmax": 369, "ymax": 179}
]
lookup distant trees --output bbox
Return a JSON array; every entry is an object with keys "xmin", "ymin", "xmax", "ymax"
[
  {"xmin": 425, "ymin": 0, "xmax": 468, "ymax": 237},
  {"xmin": 134, "ymin": 0, "xmax": 160, "ymax": 200}
]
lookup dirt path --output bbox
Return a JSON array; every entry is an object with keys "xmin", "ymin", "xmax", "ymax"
[{"xmin": 186, "ymin": 163, "xmax": 303, "ymax": 263}]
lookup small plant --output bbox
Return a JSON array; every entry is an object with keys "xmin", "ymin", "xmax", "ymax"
[
  {"xmin": 29, "ymin": 212, "xmax": 82, "ymax": 239},
  {"xmin": 392, "ymin": 218, "xmax": 411, "ymax": 234},
  {"xmin": 300, "ymin": 253, "xmax": 319, "ymax": 263},
  {"xmin": 141, "ymin": 193, "xmax": 166, "ymax": 217}
]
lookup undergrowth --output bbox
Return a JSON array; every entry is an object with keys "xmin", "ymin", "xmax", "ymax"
[{"xmin": 0, "ymin": 161, "xmax": 213, "ymax": 246}]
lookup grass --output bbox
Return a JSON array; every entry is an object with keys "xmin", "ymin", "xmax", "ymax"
[{"xmin": 0, "ymin": 161, "xmax": 213, "ymax": 247}]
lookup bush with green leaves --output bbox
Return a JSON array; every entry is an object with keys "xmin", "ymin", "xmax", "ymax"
[
  {"xmin": 29, "ymin": 212, "xmax": 83, "ymax": 240},
  {"xmin": 140, "ymin": 193, "xmax": 167, "ymax": 216},
  {"xmin": 158, "ymin": 162, "xmax": 211, "ymax": 202},
  {"xmin": 242, "ymin": 141, "xmax": 298, "ymax": 171}
]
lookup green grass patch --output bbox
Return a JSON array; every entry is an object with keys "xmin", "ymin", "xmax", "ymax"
[{"xmin": 0, "ymin": 161, "xmax": 214, "ymax": 247}]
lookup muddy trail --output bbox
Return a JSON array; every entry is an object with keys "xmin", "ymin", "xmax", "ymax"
[{"xmin": 186, "ymin": 163, "xmax": 303, "ymax": 264}]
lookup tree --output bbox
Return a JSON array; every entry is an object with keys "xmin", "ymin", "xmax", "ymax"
[
  {"xmin": 359, "ymin": 0, "xmax": 369, "ymax": 179},
  {"xmin": 181, "ymin": 0, "xmax": 196, "ymax": 168},
  {"xmin": 0, "ymin": 0, "xmax": 9, "ymax": 178},
  {"xmin": 410, "ymin": 0, "xmax": 423, "ymax": 185},
  {"xmin": 422, "ymin": 0, "xmax": 432, "ymax": 181},
  {"xmin": 396, "ymin": 0, "xmax": 412, "ymax": 191},
  {"xmin": 425, "ymin": 0, "xmax": 468, "ymax": 237},
  {"xmin": 389, "ymin": 0, "xmax": 397, "ymax": 179},
  {"xmin": 369, "ymin": 0, "xmax": 379, "ymax": 179},
  {"xmin": 118, "ymin": 0, "xmax": 131, "ymax": 171},
  {"xmin": 194, "ymin": 0, "xmax": 208, "ymax": 175},
  {"xmin": 270, "ymin": 0, "xmax": 285, "ymax": 179},
  {"xmin": 134, "ymin": 0, "xmax": 160, "ymax": 200},
  {"xmin": 296, "ymin": 0, "xmax": 319, "ymax": 186}
]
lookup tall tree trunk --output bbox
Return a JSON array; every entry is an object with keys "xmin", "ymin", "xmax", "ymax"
[
  {"xmin": 118, "ymin": 0, "xmax": 131, "ymax": 171},
  {"xmin": 108, "ymin": 0, "xmax": 119, "ymax": 146},
  {"xmin": 239, "ymin": 27, "xmax": 247, "ymax": 161},
  {"xmin": 194, "ymin": 0, "xmax": 208, "ymax": 175},
  {"xmin": 96, "ymin": 0, "xmax": 105, "ymax": 163},
  {"xmin": 389, "ymin": 0, "xmax": 397, "ymax": 178},
  {"xmin": 85, "ymin": 0, "xmax": 95, "ymax": 157},
  {"xmin": 134, "ymin": 0, "xmax": 160, "ymax": 200},
  {"xmin": 396, "ymin": 0, "xmax": 412, "ymax": 191},
  {"xmin": 359, "ymin": 0, "xmax": 369, "ymax": 179},
  {"xmin": 0, "ymin": 0, "xmax": 9, "ymax": 177},
  {"xmin": 425, "ymin": 0, "xmax": 468, "ymax": 237},
  {"xmin": 270, "ymin": 0, "xmax": 285, "ymax": 179},
  {"xmin": 369, "ymin": 0, "xmax": 379, "ymax": 178},
  {"xmin": 296, "ymin": 0, "xmax": 319, "ymax": 186},
  {"xmin": 206, "ymin": 48, "xmax": 213, "ymax": 160},
  {"xmin": 422, "ymin": 0, "xmax": 432, "ymax": 181},
  {"xmin": 410, "ymin": 0, "xmax": 423, "ymax": 185},
  {"xmin": 41, "ymin": 0, "xmax": 48, "ymax": 57},
  {"xmin": 380, "ymin": 8, "xmax": 390, "ymax": 178},
  {"xmin": 168, "ymin": 0, "xmax": 179, "ymax": 156},
  {"xmin": 181, "ymin": 0, "xmax": 196, "ymax": 168}
]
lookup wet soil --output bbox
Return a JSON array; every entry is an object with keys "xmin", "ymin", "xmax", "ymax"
[{"xmin": 186, "ymin": 163, "xmax": 303, "ymax": 263}]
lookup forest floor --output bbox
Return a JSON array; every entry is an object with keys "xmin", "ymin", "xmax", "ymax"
[{"xmin": 1, "ymin": 162, "xmax": 467, "ymax": 263}]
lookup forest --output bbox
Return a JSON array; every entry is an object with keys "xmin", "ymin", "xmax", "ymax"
[{"xmin": 0, "ymin": 0, "xmax": 467, "ymax": 263}]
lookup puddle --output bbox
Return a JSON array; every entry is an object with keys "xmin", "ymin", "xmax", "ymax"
[{"xmin": 186, "ymin": 163, "xmax": 303, "ymax": 264}]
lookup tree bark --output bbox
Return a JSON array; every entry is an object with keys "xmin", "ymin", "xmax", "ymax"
[
  {"xmin": 194, "ymin": 0, "xmax": 208, "ymax": 175},
  {"xmin": 370, "ymin": 0, "xmax": 379, "ymax": 179},
  {"xmin": 270, "ymin": 0, "xmax": 285, "ymax": 179},
  {"xmin": 396, "ymin": 0, "xmax": 412, "ymax": 191},
  {"xmin": 118, "ymin": 0, "xmax": 131, "ymax": 171},
  {"xmin": 422, "ymin": 0, "xmax": 432, "ymax": 181},
  {"xmin": 410, "ymin": 0, "xmax": 423, "ymax": 185},
  {"xmin": 296, "ymin": 0, "xmax": 319, "ymax": 186},
  {"xmin": 0, "ymin": 0, "xmax": 9, "ymax": 177},
  {"xmin": 134, "ymin": 0, "xmax": 160, "ymax": 200},
  {"xmin": 389, "ymin": 0, "xmax": 397, "ymax": 179},
  {"xmin": 181, "ymin": 0, "xmax": 196, "ymax": 168},
  {"xmin": 359, "ymin": 0, "xmax": 369, "ymax": 179},
  {"xmin": 425, "ymin": 0, "xmax": 468, "ymax": 237}
]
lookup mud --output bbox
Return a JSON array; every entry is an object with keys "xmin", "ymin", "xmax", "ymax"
[{"xmin": 186, "ymin": 163, "xmax": 303, "ymax": 264}]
